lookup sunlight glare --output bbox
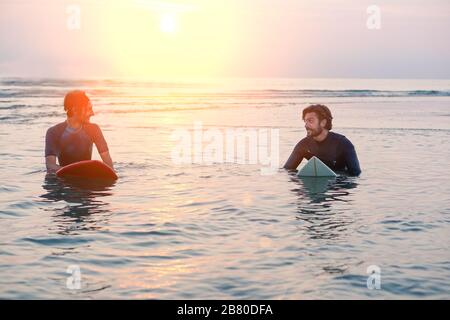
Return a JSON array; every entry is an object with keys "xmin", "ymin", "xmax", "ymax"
[{"xmin": 160, "ymin": 13, "xmax": 177, "ymax": 34}]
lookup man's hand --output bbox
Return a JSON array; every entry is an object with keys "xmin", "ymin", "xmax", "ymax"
[
  {"xmin": 45, "ymin": 155, "xmax": 61, "ymax": 173},
  {"xmin": 99, "ymin": 151, "xmax": 114, "ymax": 170}
]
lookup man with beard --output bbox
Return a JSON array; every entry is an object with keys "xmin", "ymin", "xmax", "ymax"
[
  {"xmin": 284, "ymin": 104, "xmax": 361, "ymax": 176},
  {"xmin": 45, "ymin": 90, "xmax": 114, "ymax": 173}
]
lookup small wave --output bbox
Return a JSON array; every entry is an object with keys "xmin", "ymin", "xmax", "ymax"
[
  {"xmin": 0, "ymin": 104, "xmax": 28, "ymax": 110},
  {"xmin": 0, "ymin": 210, "xmax": 21, "ymax": 217},
  {"xmin": 0, "ymin": 185, "xmax": 20, "ymax": 192},
  {"xmin": 262, "ymin": 89, "xmax": 450, "ymax": 97},
  {"xmin": 21, "ymin": 236, "xmax": 93, "ymax": 246},
  {"xmin": 119, "ymin": 230, "xmax": 179, "ymax": 237}
]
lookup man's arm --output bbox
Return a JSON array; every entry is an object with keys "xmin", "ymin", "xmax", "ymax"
[
  {"xmin": 45, "ymin": 127, "xmax": 61, "ymax": 173},
  {"xmin": 342, "ymin": 138, "xmax": 361, "ymax": 176},
  {"xmin": 45, "ymin": 155, "xmax": 61, "ymax": 173},
  {"xmin": 90, "ymin": 124, "xmax": 114, "ymax": 170},
  {"xmin": 283, "ymin": 142, "xmax": 304, "ymax": 170},
  {"xmin": 99, "ymin": 151, "xmax": 114, "ymax": 170}
]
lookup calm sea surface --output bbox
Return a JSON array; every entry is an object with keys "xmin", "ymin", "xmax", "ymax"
[{"xmin": 0, "ymin": 78, "xmax": 449, "ymax": 299}]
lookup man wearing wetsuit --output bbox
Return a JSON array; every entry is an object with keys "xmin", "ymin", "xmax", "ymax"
[
  {"xmin": 284, "ymin": 104, "xmax": 361, "ymax": 176},
  {"xmin": 45, "ymin": 90, "xmax": 114, "ymax": 173}
]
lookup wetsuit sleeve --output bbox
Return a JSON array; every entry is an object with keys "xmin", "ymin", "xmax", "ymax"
[
  {"xmin": 91, "ymin": 124, "xmax": 109, "ymax": 154},
  {"xmin": 342, "ymin": 137, "xmax": 361, "ymax": 176},
  {"xmin": 45, "ymin": 128, "xmax": 58, "ymax": 157},
  {"xmin": 283, "ymin": 141, "xmax": 306, "ymax": 170}
]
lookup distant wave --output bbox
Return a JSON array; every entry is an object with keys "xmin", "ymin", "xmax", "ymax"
[
  {"xmin": 259, "ymin": 89, "xmax": 450, "ymax": 97},
  {"xmin": 1, "ymin": 78, "xmax": 449, "ymax": 98},
  {"xmin": 1, "ymin": 88, "xmax": 449, "ymax": 99}
]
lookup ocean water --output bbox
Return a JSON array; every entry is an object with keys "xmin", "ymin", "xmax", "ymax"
[{"xmin": 0, "ymin": 78, "xmax": 449, "ymax": 299}]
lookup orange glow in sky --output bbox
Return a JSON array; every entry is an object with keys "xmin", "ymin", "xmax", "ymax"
[
  {"xmin": 0, "ymin": 0, "xmax": 449, "ymax": 78},
  {"xmin": 95, "ymin": 1, "xmax": 240, "ymax": 78}
]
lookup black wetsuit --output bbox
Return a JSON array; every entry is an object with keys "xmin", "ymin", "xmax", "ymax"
[
  {"xmin": 45, "ymin": 121, "xmax": 109, "ymax": 166},
  {"xmin": 284, "ymin": 131, "xmax": 361, "ymax": 176}
]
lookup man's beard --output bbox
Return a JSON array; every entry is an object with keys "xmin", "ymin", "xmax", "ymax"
[{"xmin": 306, "ymin": 126, "xmax": 323, "ymax": 137}]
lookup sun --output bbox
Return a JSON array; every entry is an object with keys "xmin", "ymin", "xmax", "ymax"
[
  {"xmin": 100, "ymin": 2, "xmax": 241, "ymax": 77},
  {"xmin": 160, "ymin": 13, "xmax": 177, "ymax": 34}
]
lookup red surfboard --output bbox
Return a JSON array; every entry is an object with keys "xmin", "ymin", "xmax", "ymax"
[{"xmin": 56, "ymin": 160, "xmax": 118, "ymax": 180}]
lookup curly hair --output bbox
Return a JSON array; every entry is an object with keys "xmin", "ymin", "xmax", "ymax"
[{"xmin": 302, "ymin": 104, "xmax": 333, "ymax": 130}]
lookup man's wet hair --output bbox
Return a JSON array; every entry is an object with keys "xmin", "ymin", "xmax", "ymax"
[
  {"xmin": 64, "ymin": 90, "xmax": 90, "ymax": 117},
  {"xmin": 302, "ymin": 104, "xmax": 333, "ymax": 130}
]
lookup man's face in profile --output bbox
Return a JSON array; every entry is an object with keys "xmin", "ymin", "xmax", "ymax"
[
  {"xmin": 304, "ymin": 112, "xmax": 324, "ymax": 137},
  {"xmin": 74, "ymin": 101, "xmax": 94, "ymax": 123}
]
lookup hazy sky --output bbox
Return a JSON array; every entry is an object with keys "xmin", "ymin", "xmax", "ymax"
[{"xmin": 0, "ymin": 0, "xmax": 449, "ymax": 78}]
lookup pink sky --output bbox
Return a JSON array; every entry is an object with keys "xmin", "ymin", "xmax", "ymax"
[{"xmin": 0, "ymin": 0, "xmax": 449, "ymax": 78}]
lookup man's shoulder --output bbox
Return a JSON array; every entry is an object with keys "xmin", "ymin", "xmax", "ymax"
[
  {"xmin": 329, "ymin": 131, "xmax": 354, "ymax": 147},
  {"xmin": 83, "ymin": 122, "xmax": 102, "ymax": 134},
  {"xmin": 328, "ymin": 131, "xmax": 346, "ymax": 139},
  {"xmin": 295, "ymin": 136, "xmax": 311, "ymax": 149},
  {"xmin": 46, "ymin": 121, "xmax": 67, "ymax": 135},
  {"xmin": 83, "ymin": 123, "xmax": 107, "ymax": 142}
]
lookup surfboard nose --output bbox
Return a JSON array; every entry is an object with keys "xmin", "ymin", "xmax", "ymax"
[{"xmin": 297, "ymin": 156, "xmax": 337, "ymax": 177}]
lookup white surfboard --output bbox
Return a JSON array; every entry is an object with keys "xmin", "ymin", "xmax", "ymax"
[{"xmin": 297, "ymin": 156, "xmax": 337, "ymax": 177}]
